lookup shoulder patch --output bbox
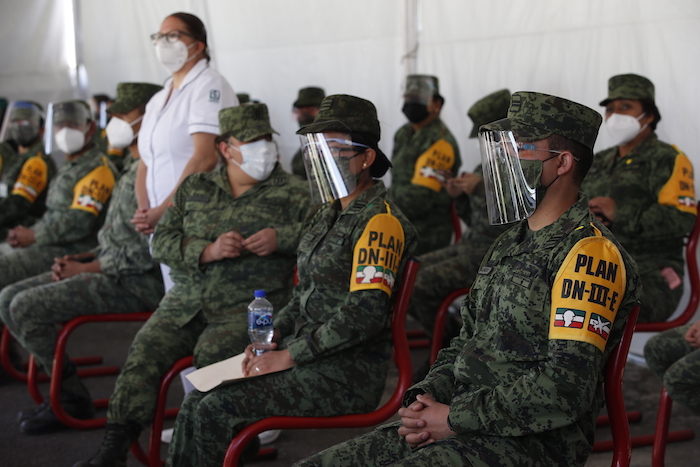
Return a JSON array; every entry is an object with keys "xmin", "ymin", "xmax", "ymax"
[
  {"xmin": 549, "ymin": 236, "xmax": 627, "ymax": 352},
  {"xmin": 350, "ymin": 203, "xmax": 405, "ymax": 296},
  {"xmin": 410, "ymin": 139, "xmax": 455, "ymax": 192},
  {"xmin": 69, "ymin": 163, "xmax": 115, "ymax": 216},
  {"xmin": 12, "ymin": 155, "xmax": 48, "ymax": 203},
  {"xmin": 658, "ymin": 149, "xmax": 696, "ymax": 214}
]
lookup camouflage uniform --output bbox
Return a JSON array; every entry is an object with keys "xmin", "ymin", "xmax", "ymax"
[
  {"xmin": 166, "ymin": 181, "xmax": 418, "ymax": 467},
  {"xmin": 408, "ymin": 89, "xmax": 512, "ymax": 336},
  {"xmin": 0, "ymin": 159, "xmax": 163, "ymax": 375},
  {"xmin": 297, "ymin": 92, "xmax": 642, "ymax": 467},
  {"xmin": 105, "ymin": 162, "xmax": 310, "ymax": 428},
  {"xmin": 644, "ymin": 322, "xmax": 700, "ymax": 415},
  {"xmin": 299, "ymin": 195, "xmax": 640, "ymax": 467},
  {"xmin": 582, "ymin": 74, "xmax": 696, "ymax": 323},
  {"xmin": 0, "ymin": 140, "xmax": 57, "ymax": 237},
  {"xmin": 0, "ymin": 146, "xmax": 117, "ymax": 289},
  {"xmin": 388, "ymin": 117, "xmax": 461, "ymax": 256}
]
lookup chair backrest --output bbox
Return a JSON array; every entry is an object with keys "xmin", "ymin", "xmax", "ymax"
[
  {"xmin": 222, "ymin": 257, "xmax": 421, "ymax": 467},
  {"xmin": 430, "ymin": 287, "xmax": 470, "ymax": 364},
  {"xmin": 637, "ymin": 203, "xmax": 700, "ymax": 332},
  {"xmin": 606, "ymin": 304, "xmax": 641, "ymax": 467},
  {"xmin": 450, "ymin": 200, "xmax": 463, "ymax": 244}
]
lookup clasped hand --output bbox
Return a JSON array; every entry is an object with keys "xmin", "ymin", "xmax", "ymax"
[
  {"xmin": 397, "ymin": 393, "xmax": 455, "ymax": 448},
  {"xmin": 6, "ymin": 225, "xmax": 35, "ymax": 248},
  {"xmin": 200, "ymin": 228, "xmax": 277, "ymax": 264}
]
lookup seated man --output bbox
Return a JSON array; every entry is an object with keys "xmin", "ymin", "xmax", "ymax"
[
  {"xmin": 0, "ymin": 100, "xmax": 118, "ymax": 290},
  {"xmin": 407, "ymin": 89, "xmax": 512, "ymax": 345},
  {"xmin": 74, "ymin": 103, "xmax": 311, "ymax": 467},
  {"xmin": 582, "ymin": 74, "xmax": 696, "ymax": 323},
  {"xmin": 0, "ymin": 83, "xmax": 165, "ymax": 435},
  {"xmin": 644, "ymin": 320, "xmax": 700, "ymax": 417},
  {"xmin": 0, "ymin": 101, "xmax": 57, "ymax": 239},
  {"xmin": 388, "ymin": 75, "xmax": 461, "ymax": 256},
  {"xmin": 296, "ymin": 92, "xmax": 641, "ymax": 467}
]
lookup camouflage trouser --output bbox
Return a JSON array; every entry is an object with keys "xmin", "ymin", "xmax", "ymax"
[
  {"xmin": 106, "ymin": 308, "xmax": 249, "ymax": 428},
  {"xmin": 0, "ymin": 271, "xmax": 149, "ymax": 374},
  {"xmin": 295, "ymin": 421, "xmax": 566, "ymax": 467},
  {"xmin": 0, "ymin": 242, "xmax": 86, "ymax": 289},
  {"xmin": 408, "ymin": 241, "xmax": 487, "ymax": 336},
  {"xmin": 166, "ymin": 366, "xmax": 378, "ymax": 467},
  {"xmin": 638, "ymin": 269, "xmax": 684, "ymax": 323},
  {"xmin": 644, "ymin": 323, "xmax": 700, "ymax": 415}
]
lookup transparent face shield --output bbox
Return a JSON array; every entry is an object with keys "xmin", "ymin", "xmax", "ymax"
[
  {"xmin": 0, "ymin": 101, "xmax": 43, "ymax": 146},
  {"xmin": 300, "ymin": 132, "xmax": 368, "ymax": 204},
  {"xmin": 402, "ymin": 76, "xmax": 437, "ymax": 106},
  {"xmin": 478, "ymin": 130, "xmax": 537, "ymax": 225}
]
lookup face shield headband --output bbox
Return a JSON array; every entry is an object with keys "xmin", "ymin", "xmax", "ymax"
[{"xmin": 300, "ymin": 133, "xmax": 369, "ymax": 204}]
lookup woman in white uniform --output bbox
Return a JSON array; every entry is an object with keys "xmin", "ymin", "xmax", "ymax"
[{"xmin": 133, "ymin": 12, "xmax": 237, "ymax": 291}]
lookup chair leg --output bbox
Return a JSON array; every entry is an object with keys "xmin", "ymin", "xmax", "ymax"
[{"xmin": 651, "ymin": 387, "xmax": 695, "ymax": 467}]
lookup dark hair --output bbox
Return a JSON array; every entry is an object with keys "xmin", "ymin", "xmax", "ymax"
[
  {"xmin": 169, "ymin": 12, "xmax": 211, "ymax": 62},
  {"xmin": 433, "ymin": 93, "xmax": 445, "ymax": 108},
  {"xmin": 547, "ymin": 134, "xmax": 593, "ymax": 185},
  {"xmin": 351, "ymin": 132, "xmax": 390, "ymax": 178},
  {"xmin": 92, "ymin": 94, "xmax": 112, "ymax": 103},
  {"xmin": 640, "ymin": 98, "xmax": 661, "ymax": 130}
]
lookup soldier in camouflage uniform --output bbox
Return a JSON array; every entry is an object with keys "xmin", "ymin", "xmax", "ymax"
[
  {"xmin": 0, "ymin": 101, "xmax": 58, "ymax": 239},
  {"xmin": 74, "ymin": 103, "xmax": 311, "ymax": 467},
  {"xmin": 407, "ymin": 89, "xmax": 512, "ymax": 340},
  {"xmin": 0, "ymin": 100, "xmax": 118, "ymax": 290},
  {"xmin": 644, "ymin": 320, "xmax": 700, "ymax": 415},
  {"xmin": 388, "ymin": 75, "xmax": 461, "ymax": 256},
  {"xmin": 0, "ymin": 83, "xmax": 164, "ymax": 435},
  {"xmin": 290, "ymin": 87, "xmax": 325, "ymax": 179},
  {"xmin": 581, "ymin": 74, "xmax": 696, "ymax": 323},
  {"xmin": 296, "ymin": 92, "xmax": 641, "ymax": 467},
  {"xmin": 164, "ymin": 94, "xmax": 418, "ymax": 467}
]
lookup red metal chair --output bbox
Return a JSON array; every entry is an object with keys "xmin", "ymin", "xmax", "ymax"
[
  {"xmin": 648, "ymin": 387, "xmax": 694, "ymax": 467},
  {"xmin": 221, "ymin": 258, "xmax": 420, "ymax": 467},
  {"xmin": 25, "ymin": 312, "xmax": 153, "ymax": 429},
  {"xmin": 429, "ymin": 287, "xmax": 469, "ymax": 365},
  {"xmin": 589, "ymin": 304, "xmax": 640, "ymax": 467}
]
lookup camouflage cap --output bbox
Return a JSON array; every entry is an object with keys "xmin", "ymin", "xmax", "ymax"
[
  {"xmin": 107, "ymin": 83, "xmax": 163, "ymax": 114},
  {"xmin": 219, "ymin": 103, "xmax": 278, "ymax": 142},
  {"xmin": 293, "ymin": 87, "xmax": 325, "ymax": 108},
  {"xmin": 467, "ymin": 89, "xmax": 511, "ymax": 138},
  {"xmin": 237, "ymin": 93, "xmax": 250, "ymax": 104},
  {"xmin": 10, "ymin": 101, "xmax": 44, "ymax": 121},
  {"xmin": 599, "ymin": 73, "xmax": 655, "ymax": 106},
  {"xmin": 297, "ymin": 94, "xmax": 392, "ymax": 177},
  {"xmin": 404, "ymin": 75, "xmax": 439, "ymax": 96},
  {"xmin": 481, "ymin": 92, "xmax": 603, "ymax": 150},
  {"xmin": 53, "ymin": 100, "xmax": 93, "ymax": 125}
]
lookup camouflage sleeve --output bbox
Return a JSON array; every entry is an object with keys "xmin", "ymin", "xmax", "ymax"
[
  {"xmin": 98, "ymin": 235, "xmax": 157, "ymax": 277},
  {"xmin": 272, "ymin": 184, "xmax": 311, "ymax": 256},
  {"xmin": 32, "ymin": 209, "xmax": 101, "ymax": 245},
  {"xmin": 151, "ymin": 177, "xmax": 210, "ymax": 273},
  {"xmin": 454, "ymin": 193, "xmax": 471, "ymax": 224},
  {"xmin": 274, "ymin": 285, "xmax": 301, "ymax": 338},
  {"xmin": 613, "ymin": 151, "xmax": 696, "ymax": 242}
]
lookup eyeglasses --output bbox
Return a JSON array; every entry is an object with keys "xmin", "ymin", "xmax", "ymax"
[
  {"xmin": 150, "ymin": 30, "xmax": 194, "ymax": 45},
  {"xmin": 515, "ymin": 141, "xmax": 580, "ymax": 161}
]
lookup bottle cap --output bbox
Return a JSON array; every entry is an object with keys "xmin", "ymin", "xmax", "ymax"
[{"xmin": 254, "ymin": 290, "xmax": 266, "ymax": 298}]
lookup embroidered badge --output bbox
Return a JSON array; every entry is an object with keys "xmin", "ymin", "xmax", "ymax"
[
  {"xmin": 12, "ymin": 155, "xmax": 48, "ymax": 203},
  {"xmin": 209, "ymin": 90, "xmax": 221, "ymax": 103},
  {"xmin": 410, "ymin": 139, "xmax": 455, "ymax": 192}
]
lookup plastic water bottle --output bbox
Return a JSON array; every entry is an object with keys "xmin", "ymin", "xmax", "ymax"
[{"xmin": 247, "ymin": 290, "xmax": 274, "ymax": 356}]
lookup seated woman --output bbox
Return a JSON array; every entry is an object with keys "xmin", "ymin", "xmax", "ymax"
[
  {"xmin": 165, "ymin": 94, "xmax": 418, "ymax": 467},
  {"xmin": 75, "ymin": 103, "xmax": 311, "ymax": 467}
]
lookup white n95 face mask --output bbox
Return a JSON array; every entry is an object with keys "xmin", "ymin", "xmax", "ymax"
[
  {"xmin": 229, "ymin": 139, "xmax": 278, "ymax": 181},
  {"xmin": 155, "ymin": 39, "xmax": 197, "ymax": 74},
  {"xmin": 605, "ymin": 112, "xmax": 647, "ymax": 147},
  {"xmin": 105, "ymin": 116, "xmax": 142, "ymax": 149},
  {"xmin": 54, "ymin": 127, "xmax": 87, "ymax": 155}
]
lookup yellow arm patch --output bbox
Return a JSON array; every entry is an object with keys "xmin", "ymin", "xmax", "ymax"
[
  {"xmin": 549, "ymin": 235, "xmax": 627, "ymax": 352},
  {"xmin": 410, "ymin": 139, "xmax": 455, "ymax": 192},
  {"xmin": 658, "ymin": 149, "xmax": 696, "ymax": 214},
  {"xmin": 69, "ymin": 159, "xmax": 115, "ymax": 216},
  {"xmin": 349, "ymin": 202, "xmax": 405, "ymax": 297},
  {"xmin": 11, "ymin": 155, "xmax": 48, "ymax": 203}
]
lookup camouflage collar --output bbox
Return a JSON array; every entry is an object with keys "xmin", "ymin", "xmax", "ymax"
[{"xmin": 332, "ymin": 180, "xmax": 387, "ymax": 216}]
